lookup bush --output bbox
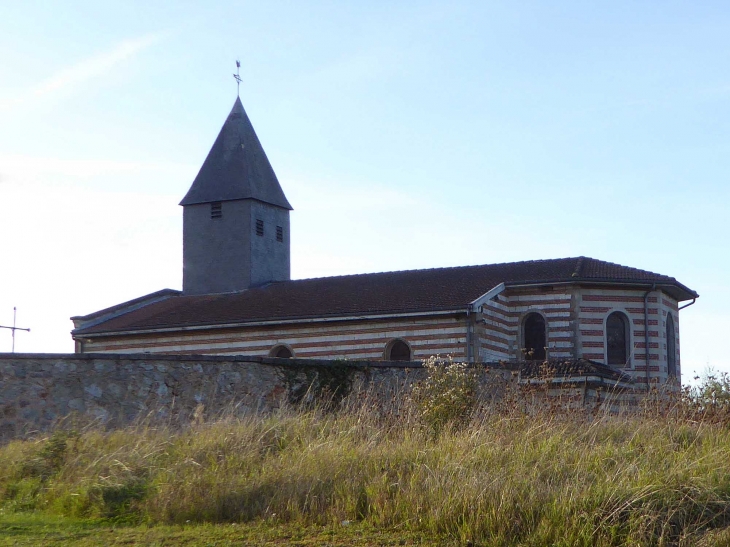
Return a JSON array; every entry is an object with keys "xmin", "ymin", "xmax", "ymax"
[
  {"xmin": 677, "ymin": 369, "xmax": 730, "ymax": 425},
  {"xmin": 18, "ymin": 431, "xmax": 76, "ymax": 481},
  {"xmin": 411, "ymin": 356, "xmax": 477, "ymax": 435}
]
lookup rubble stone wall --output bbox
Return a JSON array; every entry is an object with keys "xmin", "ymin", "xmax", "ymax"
[{"xmin": 0, "ymin": 353, "xmax": 513, "ymax": 441}]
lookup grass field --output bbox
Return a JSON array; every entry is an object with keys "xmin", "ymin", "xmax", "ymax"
[
  {"xmin": 0, "ymin": 513, "xmax": 452, "ymax": 546},
  {"xmin": 2, "ymin": 367, "xmax": 730, "ymax": 546}
]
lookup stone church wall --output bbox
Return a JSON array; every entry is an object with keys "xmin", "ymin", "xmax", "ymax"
[
  {"xmin": 477, "ymin": 286, "xmax": 678, "ymax": 385},
  {"xmin": 478, "ymin": 288, "xmax": 575, "ymax": 362},
  {"xmin": 80, "ymin": 315, "xmax": 469, "ymax": 361},
  {"xmin": 576, "ymin": 288, "xmax": 675, "ymax": 385}
]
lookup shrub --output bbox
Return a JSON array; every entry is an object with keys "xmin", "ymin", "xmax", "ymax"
[
  {"xmin": 18, "ymin": 431, "xmax": 76, "ymax": 482},
  {"xmin": 690, "ymin": 370, "xmax": 730, "ymax": 407},
  {"xmin": 411, "ymin": 356, "xmax": 477, "ymax": 435}
]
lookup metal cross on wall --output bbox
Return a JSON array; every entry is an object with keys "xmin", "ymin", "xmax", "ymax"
[{"xmin": 0, "ymin": 307, "xmax": 30, "ymax": 353}]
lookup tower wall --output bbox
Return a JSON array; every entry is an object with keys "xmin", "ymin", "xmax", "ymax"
[
  {"xmin": 183, "ymin": 200, "xmax": 290, "ymax": 295},
  {"xmin": 183, "ymin": 200, "xmax": 252, "ymax": 295},
  {"xmin": 249, "ymin": 200, "xmax": 290, "ymax": 287}
]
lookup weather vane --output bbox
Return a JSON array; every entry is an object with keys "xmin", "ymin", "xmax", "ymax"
[
  {"xmin": 233, "ymin": 60, "xmax": 242, "ymax": 96},
  {"xmin": 0, "ymin": 307, "xmax": 30, "ymax": 353}
]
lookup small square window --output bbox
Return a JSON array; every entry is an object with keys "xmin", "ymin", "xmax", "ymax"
[
  {"xmin": 255, "ymin": 219, "xmax": 264, "ymax": 236},
  {"xmin": 276, "ymin": 226, "xmax": 283, "ymax": 242},
  {"xmin": 210, "ymin": 202, "xmax": 222, "ymax": 219}
]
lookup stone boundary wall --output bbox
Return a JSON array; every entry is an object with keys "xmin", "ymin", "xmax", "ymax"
[{"xmin": 0, "ymin": 353, "xmax": 513, "ymax": 442}]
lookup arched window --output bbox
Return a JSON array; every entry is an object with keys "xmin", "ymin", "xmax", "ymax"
[
  {"xmin": 271, "ymin": 345, "xmax": 293, "ymax": 358},
  {"xmin": 523, "ymin": 313, "xmax": 546, "ymax": 360},
  {"xmin": 667, "ymin": 314, "xmax": 677, "ymax": 378},
  {"xmin": 606, "ymin": 312, "xmax": 629, "ymax": 366},
  {"xmin": 386, "ymin": 339, "xmax": 411, "ymax": 361}
]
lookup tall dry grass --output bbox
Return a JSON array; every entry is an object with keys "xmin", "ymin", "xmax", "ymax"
[{"xmin": 2, "ymin": 370, "xmax": 730, "ymax": 546}]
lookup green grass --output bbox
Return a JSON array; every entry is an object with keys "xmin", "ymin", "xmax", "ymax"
[
  {"xmin": 3, "ymin": 381, "xmax": 730, "ymax": 546},
  {"xmin": 0, "ymin": 513, "xmax": 447, "ymax": 546}
]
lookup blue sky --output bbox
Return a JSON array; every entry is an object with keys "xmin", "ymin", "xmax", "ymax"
[{"xmin": 0, "ymin": 1, "xmax": 727, "ymax": 380}]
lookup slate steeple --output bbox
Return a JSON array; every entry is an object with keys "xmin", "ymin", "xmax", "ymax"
[
  {"xmin": 180, "ymin": 97, "xmax": 292, "ymax": 209},
  {"xmin": 181, "ymin": 97, "xmax": 292, "ymax": 295}
]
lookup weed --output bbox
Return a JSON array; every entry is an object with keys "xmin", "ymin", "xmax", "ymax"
[{"xmin": 18, "ymin": 430, "xmax": 77, "ymax": 482}]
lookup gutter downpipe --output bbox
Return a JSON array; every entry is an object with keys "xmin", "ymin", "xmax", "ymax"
[
  {"xmin": 466, "ymin": 307, "xmax": 474, "ymax": 363},
  {"xmin": 679, "ymin": 298, "xmax": 696, "ymax": 311},
  {"xmin": 643, "ymin": 283, "xmax": 656, "ymax": 390}
]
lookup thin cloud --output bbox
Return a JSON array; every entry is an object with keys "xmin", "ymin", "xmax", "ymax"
[
  {"xmin": 32, "ymin": 33, "xmax": 164, "ymax": 97},
  {"xmin": 0, "ymin": 154, "xmax": 193, "ymax": 183},
  {"xmin": 0, "ymin": 32, "xmax": 166, "ymax": 110}
]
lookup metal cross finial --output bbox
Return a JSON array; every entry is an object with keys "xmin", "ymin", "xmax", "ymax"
[
  {"xmin": 0, "ymin": 307, "xmax": 30, "ymax": 353},
  {"xmin": 233, "ymin": 60, "xmax": 242, "ymax": 96}
]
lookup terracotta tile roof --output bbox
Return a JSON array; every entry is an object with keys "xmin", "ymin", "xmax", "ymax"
[
  {"xmin": 515, "ymin": 358, "xmax": 633, "ymax": 383},
  {"xmin": 73, "ymin": 256, "xmax": 698, "ymax": 335}
]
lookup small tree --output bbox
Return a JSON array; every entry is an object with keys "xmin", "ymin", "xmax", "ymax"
[{"xmin": 411, "ymin": 356, "xmax": 478, "ymax": 435}]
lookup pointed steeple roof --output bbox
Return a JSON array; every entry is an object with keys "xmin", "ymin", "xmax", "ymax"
[{"xmin": 180, "ymin": 97, "xmax": 292, "ymax": 209}]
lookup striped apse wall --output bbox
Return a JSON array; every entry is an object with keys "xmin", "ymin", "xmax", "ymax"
[
  {"xmin": 478, "ymin": 287, "xmax": 680, "ymax": 384},
  {"xmin": 479, "ymin": 289, "xmax": 574, "ymax": 362},
  {"xmin": 577, "ymin": 288, "xmax": 679, "ymax": 383}
]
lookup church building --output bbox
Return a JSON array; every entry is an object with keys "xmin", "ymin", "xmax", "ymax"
[{"xmin": 71, "ymin": 96, "xmax": 698, "ymax": 386}]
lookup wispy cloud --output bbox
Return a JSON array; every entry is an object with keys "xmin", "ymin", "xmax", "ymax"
[
  {"xmin": 0, "ymin": 32, "xmax": 166, "ymax": 110},
  {"xmin": 33, "ymin": 33, "xmax": 164, "ymax": 96},
  {"xmin": 0, "ymin": 154, "xmax": 191, "ymax": 181}
]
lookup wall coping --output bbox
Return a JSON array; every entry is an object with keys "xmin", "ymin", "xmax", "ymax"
[{"xmin": 0, "ymin": 353, "xmax": 426, "ymax": 369}]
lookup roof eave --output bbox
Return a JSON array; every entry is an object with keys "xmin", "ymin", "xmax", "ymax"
[
  {"xmin": 178, "ymin": 196, "xmax": 293, "ymax": 210},
  {"xmin": 72, "ymin": 307, "xmax": 468, "ymax": 338},
  {"xmin": 504, "ymin": 278, "xmax": 698, "ymax": 301},
  {"xmin": 71, "ymin": 289, "xmax": 181, "ymax": 322},
  {"xmin": 71, "ymin": 290, "xmax": 182, "ymax": 333}
]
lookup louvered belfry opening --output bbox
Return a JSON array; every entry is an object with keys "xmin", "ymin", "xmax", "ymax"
[
  {"xmin": 276, "ymin": 226, "xmax": 283, "ymax": 242},
  {"xmin": 255, "ymin": 219, "xmax": 264, "ymax": 237},
  {"xmin": 210, "ymin": 202, "xmax": 222, "ymax": 219}
]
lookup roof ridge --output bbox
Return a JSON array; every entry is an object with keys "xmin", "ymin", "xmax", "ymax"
[
  {"xmin": 275, "ymin": 257, "xmax": 584, "ymax": 284},
  {"xmin": 167, "ymin": 257, "xmax": 586, "ymax": 299}
]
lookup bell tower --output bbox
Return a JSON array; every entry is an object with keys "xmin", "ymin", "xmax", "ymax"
[{"xmin": 180, "ymin": 97, "xmax": 292, "ymax": 295}]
